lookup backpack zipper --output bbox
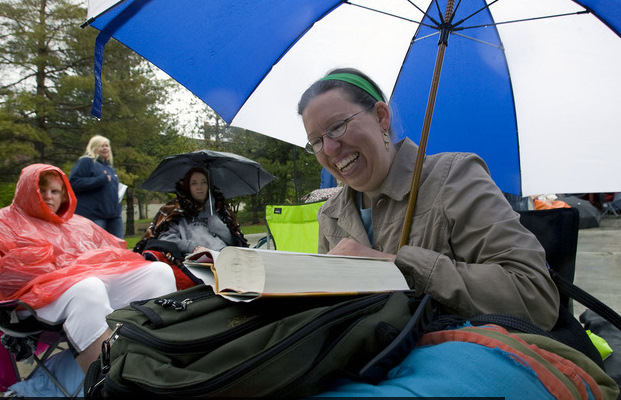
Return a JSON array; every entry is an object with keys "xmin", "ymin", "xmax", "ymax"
[{"xmin": 112, "ymin": 311, "xmax": 272, "ymax": 353}]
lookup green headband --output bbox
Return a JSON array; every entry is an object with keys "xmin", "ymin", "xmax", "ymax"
[{"xmin": 321, "ymin": 73, "xmax": 384, "ymax": 102}]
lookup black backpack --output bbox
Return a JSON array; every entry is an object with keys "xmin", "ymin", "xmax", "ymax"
[{"xmin": 85, "ymin": 285, "xmax": 436, "ymax": 398}]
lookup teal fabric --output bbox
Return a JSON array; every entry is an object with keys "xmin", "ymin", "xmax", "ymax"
[
  {"xmin": 316, "ymin": 341, "xmax": 574, "ymax": 399},
  {"xmin": 359, "ymin": 207, "xmax": 373, "ymax": 246}
]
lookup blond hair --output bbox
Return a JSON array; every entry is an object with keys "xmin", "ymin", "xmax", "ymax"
[{"xmin": 83, "ymin": 135, "xmax": 113, "ymax": 166}]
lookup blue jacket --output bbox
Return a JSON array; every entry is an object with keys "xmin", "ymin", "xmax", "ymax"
[{"xmin": 69, "ymin": 157, "xmax": 121, "ymax": 220}]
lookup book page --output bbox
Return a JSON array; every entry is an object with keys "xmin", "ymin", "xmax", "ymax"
[
  {"xmin": 215, "ymin": 249, "xmax": 265, "ymax": 296},
  {"xmin": 215, "ymin": 247, "xmax": 408, "ymax": 297},
  {"xmin": 183, "ymin": 262, "xmax": 216, "ymax": 289}
]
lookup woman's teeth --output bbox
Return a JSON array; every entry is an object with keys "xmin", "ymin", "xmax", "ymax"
[{"xmin": 336, "ymin": 152, "xmax": 359, "ymax": 173}]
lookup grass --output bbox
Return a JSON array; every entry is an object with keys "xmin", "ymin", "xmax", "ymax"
[
  {"xmin": 124, "ymin": 222, "xmax": 267, "ymax": 250},
  {"xmin": 239, "ymin": 223, "xmax": 268, "ymax": 235},
  {"xmin": 124, "ymin": 235, "xmax": 141, "ymax": 250}
]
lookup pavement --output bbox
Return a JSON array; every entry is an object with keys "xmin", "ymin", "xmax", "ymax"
[
  {"xmin": 572, "ymin": 215, "xmax": 621, "ymax": 319},
  {"xmin": 245, "ymin": 232, "xmax": 270, "ymax": 248}
]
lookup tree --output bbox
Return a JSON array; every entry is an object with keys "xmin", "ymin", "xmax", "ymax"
[
  {"xmin": 217, "ymin": 127, "xmax": 321, "ymax": 224},
  {"xmin": 0, "ymin": 0, "xmax": 192, "ymax": 236},
  {"xmin": 0, "ymin": 0, "xmax": 88, "ymax": 179}
]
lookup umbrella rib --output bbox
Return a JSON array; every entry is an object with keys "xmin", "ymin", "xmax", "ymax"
[
  {"xmin": 458, "ymin": 10, "xmax": 590, "ymax": 31},
  {"xmin": 349, "ymin": 2, "xmax": 437, "ymax": 30},
  {"xmin": 431, "ymin": 0, "xmax": 443, "ymax": 23},
  {"xmin": 82, "ymin": 0, "xmax": 127, "ymax": 27},
  {"xmin": 412, "ymin": 31, "xmax": 440, "ymax": 44},
  {"xmin": 403, "ymin": 0, "xmax": 442, "ymax": 26},
  {"xmin": 451, "ymin": 32, "xmax": 503, "ymax": 50},
  {"xmin": 450, "ymin": 0, "xmax": 500, "ymax": 29}
]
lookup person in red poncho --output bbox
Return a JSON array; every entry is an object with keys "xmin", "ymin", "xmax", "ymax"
[{"xmin": 0, "ymin": 164, "xmax": 177, "ymax": 372}]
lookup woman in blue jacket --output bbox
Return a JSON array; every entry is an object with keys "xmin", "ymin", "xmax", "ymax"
[{"xmin": 69, "ymin": 135, "xmax": 123, "ymax": 238}]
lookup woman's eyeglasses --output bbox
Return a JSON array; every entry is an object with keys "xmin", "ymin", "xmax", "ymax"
[{"xmin": 305, "ymin": 103, "xmax": 375, "ymax": 154}]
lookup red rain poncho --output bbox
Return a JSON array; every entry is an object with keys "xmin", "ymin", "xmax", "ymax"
[{"xmin": 0, "ymin": 164, "xmax": 148, "ymax": 309}]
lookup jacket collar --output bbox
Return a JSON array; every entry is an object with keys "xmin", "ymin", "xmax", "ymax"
[
  {"xmin": 328, "ymin": 138, "xmax": 419, "ymax": 206},
  {"xmin": 381, "ymin": 138, "xmax": 418, "ymax": 202}
]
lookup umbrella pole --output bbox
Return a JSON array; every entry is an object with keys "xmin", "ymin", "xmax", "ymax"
[{"xmin": 399, "ymin": 1, "xmax": 454, "ymax": 249}]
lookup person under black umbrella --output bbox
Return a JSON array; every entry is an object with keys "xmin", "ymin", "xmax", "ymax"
[{"xmin": 134, "ymin": 167, "xmax": 248, "ymax": 262}]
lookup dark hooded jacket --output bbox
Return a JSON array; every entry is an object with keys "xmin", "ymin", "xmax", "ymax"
[{"xmin": 69, "ymin": 156, "xmax": 122, "ymax": 220}]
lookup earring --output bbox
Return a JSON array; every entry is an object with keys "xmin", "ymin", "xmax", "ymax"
[{"xmin": 382, "ymin": 129, "xmax": 390, "ymax": 151}]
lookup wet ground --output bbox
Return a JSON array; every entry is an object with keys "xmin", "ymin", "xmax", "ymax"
[{"xmin": 573, "ymin": 216, "xmax": 621, "ymax": 318}]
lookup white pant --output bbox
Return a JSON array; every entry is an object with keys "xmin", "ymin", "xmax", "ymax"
[{"xmin": 35, "ymin": 261, "xmax": 176, "ymax": 352}]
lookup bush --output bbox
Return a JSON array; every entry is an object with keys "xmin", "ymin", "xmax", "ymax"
[
  {"xmin": 235, "ymin": 207, "xmax": 265, "ymax": 225},
  {"xmin": 0, "ymin": 182, "xmax": 16, "ymax": 208}
]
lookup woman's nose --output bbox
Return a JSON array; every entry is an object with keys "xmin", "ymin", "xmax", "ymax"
[{"xmin": 322, "ymin": 135, "xmax": 341, "ymax": 155}]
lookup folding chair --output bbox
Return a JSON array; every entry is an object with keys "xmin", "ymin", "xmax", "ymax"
[
  {"xmin": 0, "ymin": 299, "xmax": 84, "ymax": 398},
  {"xmin": 261, "ymin": 201, "xmax": 325, "ymax": 253},
  {"xmin": 518, "ymin": 207, "xmax": 579, "ymax": 311},
  {"xmin": 602, "ymin": 193, "xmax": 621, "ymax": 218},
  {"xmin": 518, "ymin": 207, "xmax": 621, "ymax": 376}
]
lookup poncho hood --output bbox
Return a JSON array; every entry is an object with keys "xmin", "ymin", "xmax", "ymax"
[{"xmin": 12, "ymin": 163, "xmax": 77, "ymax": 224}]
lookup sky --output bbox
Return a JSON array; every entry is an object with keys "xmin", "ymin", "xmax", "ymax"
[{"xmin": 155, "ymin": 69, "xmax": 210, "ymax": 136}]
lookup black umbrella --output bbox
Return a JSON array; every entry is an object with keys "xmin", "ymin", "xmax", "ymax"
[
  {"xmin": 557, "ymin": 195, "xmax": 601, "ymax": 229},
  {"xmin": 141, "ymin": 150, "xmax": 275, "ymax": 199}
]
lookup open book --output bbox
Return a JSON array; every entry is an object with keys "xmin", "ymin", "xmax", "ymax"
[{"xmin": 184, "ymin": 247, "xmax": 408, "ymax": 302}]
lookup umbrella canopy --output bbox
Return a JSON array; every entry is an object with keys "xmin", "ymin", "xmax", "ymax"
[
  {"xmin": 558, "ymin": 195, "xmax": 602, "ymax": 229},
  {"xmin": 141, "ymin": 149, "xmax": 275, "ymax": 198},
  {"xmin": 85, "ymin": 0, "xmax": 621, "ymax": 196}
]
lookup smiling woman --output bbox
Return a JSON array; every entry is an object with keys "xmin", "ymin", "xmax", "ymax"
[
  {"xmin": 301, "ymin": 89, "xmax": 392, "ymax": 197},
  {"xmin": 294, "ymin": 65, "xmax": 619, "ymax": 400},
  {"xmin": 298, "ymin": 67, "xmax": 560, "ymax": 331}
]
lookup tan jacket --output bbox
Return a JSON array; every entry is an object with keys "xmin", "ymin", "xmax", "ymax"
[{"xmin": 317, "ymin": 138, "xmax": 560, "ymax": 330}]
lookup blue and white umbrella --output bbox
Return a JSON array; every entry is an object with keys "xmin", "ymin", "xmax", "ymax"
[{"xmin": 85, "ymin": 0, "xmax": 621, "ymax": 196}]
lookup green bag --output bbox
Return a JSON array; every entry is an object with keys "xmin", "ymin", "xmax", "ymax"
[{"xmin": 85, "ymin": 284, "xmax": 435, "ymax": 398}]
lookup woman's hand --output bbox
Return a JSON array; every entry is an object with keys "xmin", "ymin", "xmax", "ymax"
[{"xmin": 327, "ymin": 238, "xmax": 396, "ymax": 262}]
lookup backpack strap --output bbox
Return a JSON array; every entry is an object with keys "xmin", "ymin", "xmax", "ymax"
[
  {"xmin": 357, "ymin": 293, "xmax": 438, "ymax": 382},
  {"xmin": 426, "ymin": 309, "xmax": 604, "ymax": 369},
  {"xmin": 430, "ymin": 313, "xmax": 553, "ymax": 338},
  {"xmin": 550, "ymin": 268, "xmax": 621, "ymax": 332}
]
